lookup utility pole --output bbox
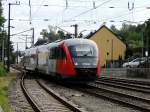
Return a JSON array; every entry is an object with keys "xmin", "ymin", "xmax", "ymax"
[
  {"xmin": 7, "ymin": 3, "xmax": 11, "ymax": 72},
  {"xmin": 71, "ymin": 24, "xmax": 78, "ymax": 38},
  {"xmin": 142, "ymin": 31, "xmax": 144, "ymax": 57},
  {"xmin": 75, "ymin": 24, "xmax": 78, "ymax": 38},
  {"xmin": 25, "ymin": 35, "xmax": 27, "ymax": 49},
  {"xmin": 144, "ymin": 23, "xmax": 149, "ymax": 57},
  {"xmin": 2, "ymin": 25, "xmax": 5, "ymax": 65},
  {"xmin": 147, "ymin": 34, "xmax": 149, "ymax": 57},
  {"xmin": 32, "ymin": 28, "xmax": 34, "ymax": 46},
  {"xmin": 16, "ymin": 43, "xmax": 18, "ymax": 64},
  {"xmin": 18, "ymin": 34, "xmax": 32, "ymax": 49},
  {"xmin": 2, "ymin": 39, "xmax": 5, "ymax": 64},
  {"xmin": 111, "ymin": 39, "xmax": 113, "ymax": 61},
  {"xmin": 7, "ymin": 2, "xmax": 20, "ymax": 72}
]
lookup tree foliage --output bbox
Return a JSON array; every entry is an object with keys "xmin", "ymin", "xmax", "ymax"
[
  {"xmin": 111, "ymin": 23, "xmax": 143, "ymax": 48},
  {"xmin": 110, "ymin": 22, "xmax": 149, "ymax": 58},
  {"xmin": 145, "ymin": 19, "xmax": 150, "ymax": 50},
  {"xmin": 40, "ymin": 28, "xmax": 72, "ymax": 42},
  {"xmin": 0, "ymin": 1, "xmax": 5, "ymax": 30},
  {"xmin": 0, "ymin": 0, "xmax": 14, "ymax": 63}
]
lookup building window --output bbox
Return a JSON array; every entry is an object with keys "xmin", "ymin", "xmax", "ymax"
[{"xmin": 107, "ymin": 52, "xmax": 109, "ymax": 56}]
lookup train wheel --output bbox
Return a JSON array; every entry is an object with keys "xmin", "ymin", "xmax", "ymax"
[
  {"xmin": 56, "ymin": 74, "xmax": 62, "ymax": 83},
  {"xmin": 35, "ymin": 68, "xmax": 39, "ymax": 76}
]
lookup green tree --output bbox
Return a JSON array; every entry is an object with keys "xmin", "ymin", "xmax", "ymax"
[
  {"xmin": 56, "ymin": 30, "xmax": 65, "ymax": 40},
  {"xmin": 110, "ymin": 23, "xmax": 145, "ymax": 58},
  {"xmin": 78, "ymin": 33, "xmax": 83, "ymax": 38},
  {"xmin": 40, "ymin": 29, "xmax": 49, "ymax": 40},
  {"xmin": 0, "ymin": 0, "xmax": 14, "ymax": 64},
  {"xmin": 0, "ymin": 1, "xmax": 5, "ymax": 30},
  {"xmin": 40, "ymin": 28, "xmax": 56, "ymax": 42},
  {"xmin": 144, "ymin": 19, "xmax": 150, "ymax": 55},
  {"xmin": 40, "ymin": 28, "xmax": 72, "ymax": 42},
  {"xmin": 110, "ymin": 25, "xmax": 118, "ymax": 34},
  {"xmin": 114, "ymin": 23, "xmax": 143, "ymax": 48},
  {"xmin": 65, "ymin": 33, "xmax": 72, "ymax": 39}
]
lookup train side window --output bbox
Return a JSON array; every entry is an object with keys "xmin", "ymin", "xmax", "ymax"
[
  {"xmin": 49, "ymin": 48, "xmax": 52, "ymax": 59},
  {"xmin": 54, "ymin": 47, "xmax": 58, "ymax": 59},
  {"xmin": 54, "ymin": 47, "xmax": 60, "ymax": 59},
  {"xmin": 49, "ymin": 47, "xmax": 66, "ymax": 59},
  {"xmin": 61, "ymin": 48, "xmax": 66, "ymax": 59},
  {"xmin": 57, "ymin": 47, "xmax": 66, "ymax": 59},
  {"xmin": 49, "ymin": 47, "xmax": 57, "ymax": 59},
  {"xmin": 49, "ymin": 48, "xmax": 54, "ymax": 59}
]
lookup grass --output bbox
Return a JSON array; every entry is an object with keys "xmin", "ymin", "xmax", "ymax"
[
  {"xmin": 0, "ymin": 64, "xmax": 16, "ymax": 112},
  {"xmin": 0, "ymin": 63, "xmax": 7, "ymax": 77}
]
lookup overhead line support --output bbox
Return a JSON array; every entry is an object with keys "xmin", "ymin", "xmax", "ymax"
[{"xmin": 7, "ymin": 2, "xmax": 20, "ymax": 72}]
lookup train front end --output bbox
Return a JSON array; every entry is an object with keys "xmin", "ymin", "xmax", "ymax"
[{"xmin": 65, "ymin": 39, "xmax": 100, "ymax": 80}]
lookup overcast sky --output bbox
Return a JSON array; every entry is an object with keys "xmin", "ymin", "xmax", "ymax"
[{"xmin": 2, "ymin": 0, "xmax": 150, "ymax": 51}]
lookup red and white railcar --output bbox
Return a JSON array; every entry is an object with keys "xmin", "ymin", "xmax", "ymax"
[{"xmin": 24, "ymin": 38, "xmax": 100, "ymax": 81}]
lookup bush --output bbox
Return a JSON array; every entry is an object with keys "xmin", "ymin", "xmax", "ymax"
[{"xmin": 0, "ymin": 63, "xmax": 7, "ymax": 76}]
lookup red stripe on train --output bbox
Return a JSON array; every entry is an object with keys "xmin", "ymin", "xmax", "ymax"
[
  {"xmin": 56, "ymin": 42, "xmax": 76, "ymax": 76},
  {"xmin": 96, "ymin": 48, "xmax": 100, "ymax": 76}
]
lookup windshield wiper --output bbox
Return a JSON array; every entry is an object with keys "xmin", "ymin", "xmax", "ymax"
[{"xmin": 83, "ymin": 51, "xmax": 92, "ymax": 56}]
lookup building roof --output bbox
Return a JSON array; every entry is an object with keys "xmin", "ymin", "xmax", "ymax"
[{"xmin": 86, "ymin": 25, "xmax": 126, "ymax": 46}]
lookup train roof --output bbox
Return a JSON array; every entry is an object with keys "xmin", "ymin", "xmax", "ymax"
[
  {"xmin": 63, "ymin": 38, "xmax": 97, "ymax": 46},
  {"xmin": 26, "ymin": 38, "xmax": 97, "ymax": 53}
]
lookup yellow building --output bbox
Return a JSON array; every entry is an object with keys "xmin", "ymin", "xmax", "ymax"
[{"xmin": 87, "ymin": 25, "xmax": 126, "ymax": 66}]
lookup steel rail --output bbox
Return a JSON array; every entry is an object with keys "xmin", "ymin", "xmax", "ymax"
[
  {"xmin": 13, "ymin": 66, "xmax": 86, "ymax": 112},
  {"xmin": 67, "ymin": 83, "xmax": 150, "ymax": 112},
  {"xmin": 36, "ymin": 79, "xmax": 87, "ymax": 112},
  {"xmin": 99, "ymin": 77, "xmax": 150, "ymax": 86},
  {"xmin": 95, "ymin": 80, "xmax": 150, "ymax": 94},
  {"xmin": 86, "ymin": 83, "xmax": 150, "ymax": 111},
  {"xmin": 20, "ymin": 73, "xmax": 42, "ymax": 112}
]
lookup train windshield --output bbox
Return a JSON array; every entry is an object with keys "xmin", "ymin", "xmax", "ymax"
[{"xmin": 68, "ymin": 44, "xmax": 98, "ymax": 58}]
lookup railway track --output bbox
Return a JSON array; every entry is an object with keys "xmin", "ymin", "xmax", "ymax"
[
  {"xmin": 95, "ymin": 79, "xmax": 150, "ymax": 94},
  {"xmin": 66, "ymin": 82, "xmax": 150, "ymax": 112},
  {"xmin": 62, "ymin": 78, "xmax": 150, "ymax": 112},
  {"xmin": 13, "ymin": 66, "xmax": 150, "ymax": 111},
  {"xmin": 20, "ymin": 74, "xmax": 41, "ymax": 112},
  {"xmin": 20, "ymin": 72, "xmax": 87, "ymax": 112},
  {"xmin": 99, "ymin": 76, "xmax": 150, "ymax": 86}
]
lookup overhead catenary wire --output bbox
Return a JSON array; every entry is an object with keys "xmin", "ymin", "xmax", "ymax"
[
  {"xmin": 57, "ymin": 1, "xmax": 150, "ymax": 27},
  {"xmin": 61, "ymin": 0, "xmax": 93, "ymax": 3},
  {"xmin": 4, "ymin": 1, "xmax": 150, "ymax": 9},
  {"xmin": 8, "ymin": 18, "xmax": 51, "ymax": 21},
  {"xmin": 32, "ymin": 0, "xmax": 46, "ymax": 17},
  {"xmin": 7, "ymin": 2, "xmax": 149, "ymax": 26},
  {"xmin": 101, "ymin": 8, "xmax": 147, "ymax": 24},
  {"xmin": 68, "ymin": 0, "xmax": 113, "ymax": 20},
  {"xmin": 11, "ymin": 28, "xmax": 33, "ymax": 36},
  {"xmin": 4, "ymin": 0, "xmax": 150, "ymax": 45},
  {"xmin": 60, "ymin": 5, "xmax": 148, "ymax": 25},
  {"xmin": 12, "ymin": 42, "xmax": 32, "ymax": 43}
]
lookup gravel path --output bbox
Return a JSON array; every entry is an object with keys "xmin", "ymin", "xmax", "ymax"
[
  {"xmin": 8, "ymin": 74, "xmax": 34, "ymax": 112},
  {"xmin": 24, "ymin": 77, "xmax": 72, "ymax": 112},
  {"xmin": 43, "ymin": 79, "xmax": 140, "ymax": 112}
]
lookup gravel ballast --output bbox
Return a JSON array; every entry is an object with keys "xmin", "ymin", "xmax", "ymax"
[{"xmin": 43, "ymin": 79, "xmax": 140, "ymax": 112}]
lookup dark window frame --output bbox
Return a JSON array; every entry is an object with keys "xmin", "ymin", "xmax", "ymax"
[{"xmin": 49, "ymin": 47, "xmax": 66, "ymax": 59}]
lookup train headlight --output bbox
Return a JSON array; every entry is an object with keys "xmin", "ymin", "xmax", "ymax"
[{"xmin": 75, "ymin": 62, "xmax": 78, "ymax": 66}]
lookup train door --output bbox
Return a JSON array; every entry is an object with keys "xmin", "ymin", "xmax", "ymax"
[
  {"xmin": 48, "ymin": 47, "xmax": 56, "ymax": 76},
  {"xmin": 36, "ymin": 48, "xmax": 38, "ymax": 69}
]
